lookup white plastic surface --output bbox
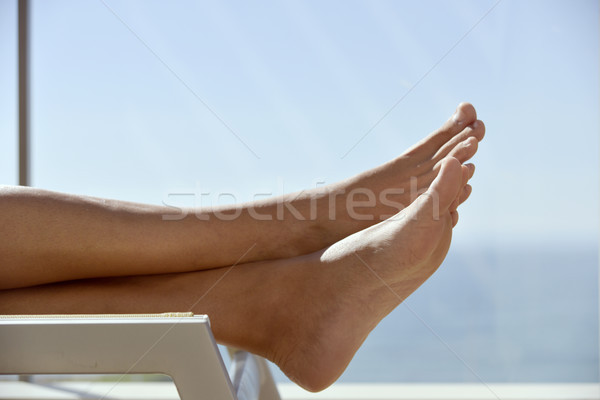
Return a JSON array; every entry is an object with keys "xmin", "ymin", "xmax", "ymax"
[{"xmin": 0, "ymin": 314, "xmax": 236, "ymax": 400}]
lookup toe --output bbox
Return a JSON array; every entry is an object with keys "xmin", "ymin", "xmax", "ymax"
[
  {"xmin": 436, "ymin": 103, "xmax": 478, "ymax": 142},
  {"xmin": 458, "ymin": 184, "xmax": 472, "ymax": 206},
  {"xmin": 432, "ymin": 137, "xmax": 478, "ymax": 173},
  {"xmin": 461, "ymin": 163, "xmax": 471, "ymax": 186},
  {"xmin": 472, "ymin": 120, "xmax": 486, "ymax": 141},
  {"xmin": 428, "ymin": 157, "xmax": 463, "ymax": 212},
  {"xmin": 465, "ymin": 163, "xmax": 475, "ymax": 180},
  {"xmin": 451, "ymin": 167, "xmax": 472, "ymax": 210},
  {"xmin": 453, "ymin": 102, "xmax": 477, "ymax": 126},
  {"xmin": 448, "ymin": 137, "xmax": 479, "ymax": 164},
  {"xmin": 451, "ymin": 210, "xmax": 459, "ymax": 227},
  {"xmin": 432, "ymin": 120, "xmax": 484, "ymax": 162},
  {"xmin": 450, "ymin": 195, "xmax": 460, "ymax": 212}
]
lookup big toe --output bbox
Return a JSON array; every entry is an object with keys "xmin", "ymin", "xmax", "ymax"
[
  {"xmin": 427, "ymin": 157, "xmax": 464, "ymax": 213},
  {"xmin": 453, "ymin": 102, "xmax": 477, "ymax": 126}
]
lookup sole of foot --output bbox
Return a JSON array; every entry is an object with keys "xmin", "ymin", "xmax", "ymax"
[{"xmin": 272, "ymin": 157, "xmax": 469, "ymax": 391}]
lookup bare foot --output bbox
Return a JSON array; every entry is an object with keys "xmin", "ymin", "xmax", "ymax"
[
  {"xmin": 267, "ymin": 157, "xmax": 468, "ymax": 391},
  {"xmin": 325, "ymin": 102, "xmax": 482, "ymax": 220},
  {"xmin": 272, "ymin": 102, "xmax": 484, "ymax": 255}
]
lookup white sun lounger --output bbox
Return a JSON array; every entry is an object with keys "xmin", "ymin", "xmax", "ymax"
[{"xmin": 0, "ymin": 313, "xmax": 281, "ymax": 400}]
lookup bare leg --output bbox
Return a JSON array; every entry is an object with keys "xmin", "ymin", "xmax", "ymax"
[
  {"xmin": 0, "ymin": 103, "xmax": 482, "ymax": 289},
  {"xmin": 0, "ymin": 158, "xmax": 468, "ymax": 391}
]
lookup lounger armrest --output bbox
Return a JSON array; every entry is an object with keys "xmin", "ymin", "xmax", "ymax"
[{"xmin": 0, "ymin": 314, "xmax": 236, "ymax": 400}]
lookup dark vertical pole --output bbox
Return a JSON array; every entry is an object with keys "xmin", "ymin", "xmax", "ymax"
[
  {"xmin": 17, "ymin": 1, "xmax": 33, "ymax": 383},
  {"xmin": 18, "ymin": 1, "xmax": 32, "ymax": 383},
  {"xmin": 18, "ymin": 0, "xmax": 30, "ymax": 187}
]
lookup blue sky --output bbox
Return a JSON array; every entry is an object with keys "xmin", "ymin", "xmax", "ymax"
[{"xmin": 0, "ymin": 0, "xmax": 598, "ymax": 246}]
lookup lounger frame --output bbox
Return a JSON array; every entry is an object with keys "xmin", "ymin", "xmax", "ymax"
[{"xmin": 0, "ymin": 314, "xmax": 280, "ymax": 400}]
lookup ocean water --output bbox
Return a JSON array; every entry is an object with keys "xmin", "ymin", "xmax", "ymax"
[{"xmin": 267, "ymin": 244, "xmax": 599, "ymax": 383}]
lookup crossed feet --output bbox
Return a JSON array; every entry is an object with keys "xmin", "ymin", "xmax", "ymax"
[
  {"xmin": 0, "ymin": 104, "xmax": 483, "ymax": 391},
  {"xmin": 242, "ymin": 103, "xmax": 485, "ymax": 391}
]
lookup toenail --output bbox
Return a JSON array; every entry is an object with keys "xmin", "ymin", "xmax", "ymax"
[
  {"xmin": 453, "ymin": 109, "xmax": 465, "ymax": 124},
  {"xmin": 472, "ymin": 120, "xmax": 479, "ymax": 128}
]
